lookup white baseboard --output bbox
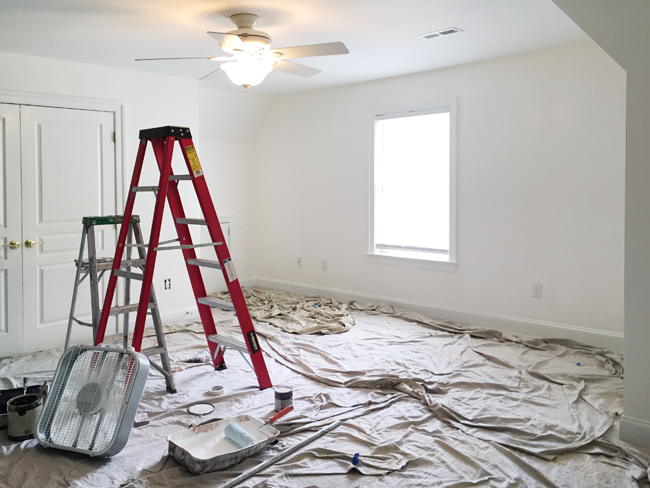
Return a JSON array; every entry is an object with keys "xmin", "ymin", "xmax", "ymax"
[
  {"xmin": 620, "ymin": 415, "xmax": 650, "ymax": 448},
  {"xmin": 240, "ymin": 276, "xmax": 624, "ymax": 352}
]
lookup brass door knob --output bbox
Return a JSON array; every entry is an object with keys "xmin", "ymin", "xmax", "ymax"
[
  {"xmin": 3, "ymin": 240, "xmax": 20, "ymax": 250},
  {"xmin": 25, "ymin": 239, "xmax": 45, "ymax": 248}
]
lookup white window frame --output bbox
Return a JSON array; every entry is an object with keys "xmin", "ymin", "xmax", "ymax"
[{"xmin": 367, "ymin": 98, "xmax": 458, "ymax": 271}]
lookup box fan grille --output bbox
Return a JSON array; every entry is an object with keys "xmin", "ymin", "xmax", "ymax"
[{"xmin": 36, "ymin": 345, "xmax": 149, "ymax": 457}]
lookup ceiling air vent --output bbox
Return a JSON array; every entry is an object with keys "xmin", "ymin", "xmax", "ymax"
[{"xmin": 417, "ymin": 27, "xmax": 463, "ymax": 40}]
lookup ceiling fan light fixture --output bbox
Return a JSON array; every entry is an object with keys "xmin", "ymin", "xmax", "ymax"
[
  {"xmin": 221, "ymin": 57, "xmax": 273, "ymax": 91},
  {"xmin": 136, "ymin": 12, "xmax": 349, "ymax": 88}
]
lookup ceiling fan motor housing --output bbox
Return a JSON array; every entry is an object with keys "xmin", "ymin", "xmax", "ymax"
[{"xmin": 228, "ymin": 13, "xmax": 272, "ymax": 52}]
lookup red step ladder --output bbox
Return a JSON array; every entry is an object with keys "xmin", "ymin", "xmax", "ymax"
[{"xmin": 94, "ymin": 126, "xmax": 272, "ymax": 390}]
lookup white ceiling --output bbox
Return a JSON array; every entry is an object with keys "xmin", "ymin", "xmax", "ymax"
[{"xmin": 0, "ymin": 0, "xmax": 588, "ymax": 95}]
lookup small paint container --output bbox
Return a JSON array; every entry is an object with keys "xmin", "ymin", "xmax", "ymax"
[
  {"xmin": 7, "ymin": 393, "xmax": 43, "ymax": 441},
  {"xmin": 274, "ymin": 386, "xmax": 293, "ymax": 412}
]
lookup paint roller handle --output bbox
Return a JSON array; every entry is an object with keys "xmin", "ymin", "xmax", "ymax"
[
  {"xmin": 268, "ymin": 406, "xmax": 293, "ymax": 424},
  {"xmin": 220, "ymin": 419, "xmax": 341, "ymax": 488}
]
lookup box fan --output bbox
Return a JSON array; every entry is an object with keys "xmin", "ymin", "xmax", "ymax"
[{"xmin": 36, "ymin": 345, "xmax": 149, "ymax": 457}]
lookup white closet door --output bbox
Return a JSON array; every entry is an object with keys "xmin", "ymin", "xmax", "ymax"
[
  {"xmin": 0, "ymin": 104, "xmax": 23, "ymax": 357},
  {"xmin": 21, "ymin": 105, "xmax": 117, "ymax": 353}
]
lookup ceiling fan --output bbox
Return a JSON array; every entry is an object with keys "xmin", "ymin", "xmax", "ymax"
[{"xmin": 136, "ymin": 13, "xmax": 349, "ymax": 91}]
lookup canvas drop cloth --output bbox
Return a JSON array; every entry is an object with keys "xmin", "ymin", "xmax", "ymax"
[
  {"xmin": 1, "ymin": 289, "xmax": 649, "ymax": 488},
  {"xmin": 211, "ymin": 288, "xmax": 354, "ymax": 335}
]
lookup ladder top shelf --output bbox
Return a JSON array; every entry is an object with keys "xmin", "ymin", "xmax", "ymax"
[
  {"xmin": 139, "ymin": 126, "xmax": 193, "ymax": 140},
  {"xmin": 83, "ymin": 215, "xmax": 140, "ymax": 227}
]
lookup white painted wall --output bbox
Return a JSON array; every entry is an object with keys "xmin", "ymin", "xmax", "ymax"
[
  {"xmin": 0, "ymin": 51, "xmax": 201, "ymax": 326},
  {"xmin": 198, "ymin": 87, "xmax": 275, "ymax": 291},
  {"xmin": 248, "ymin": 41, "xmax": 626, "ymax": 348},
  {"xmin": 551, "ymin": 0, "xmax": 650, "ymax": 450}
]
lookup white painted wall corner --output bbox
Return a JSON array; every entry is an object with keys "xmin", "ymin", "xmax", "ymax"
[{"xmin": 620, "ymin": 416, "xmax": 650, "ymax": 449}]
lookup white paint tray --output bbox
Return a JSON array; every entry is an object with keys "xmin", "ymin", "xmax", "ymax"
[{"xmin": 167, "ymin": 414, "xmax": 280, "ymax": 475}]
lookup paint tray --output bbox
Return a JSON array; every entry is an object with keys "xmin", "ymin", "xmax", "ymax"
[{"xmin": 167, "ymin": 414, "xmax": 280, "ymax": 475}]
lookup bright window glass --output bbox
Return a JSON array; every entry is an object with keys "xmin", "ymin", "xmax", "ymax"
[{"xmin": 374, "ymin": 109, "xmax": 451, "ymax": 258}]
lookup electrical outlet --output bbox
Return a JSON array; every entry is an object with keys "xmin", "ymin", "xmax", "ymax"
[
  {"xmin": 164, "ymin": 278, "xmax": 172, "ymax": 290},
  {"xmin": 321, "ymin": 259, "xmax": 328, "ymax": 271},
  {"xmin": 532, "ymin": 283, "xmax": 542, "ymax": 298},
  {"xmin": 297, "ymin": 257, "xmax": 302, "ymax": 267}
]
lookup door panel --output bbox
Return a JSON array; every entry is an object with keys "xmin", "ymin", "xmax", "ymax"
[
  {"xmin": 21, "ymin": 105, "xmax": 117, "ymax": 353},
  {"xmin": 0, "ymin": 104, "xmax": 22, "ymax": 357},
  {"xmin": 38, "ymin": 120, "xmax": 107, "ymax": 224},
  {"xmin": 40, "ymin": 263, "xmax": 91, "ymax": 323}
]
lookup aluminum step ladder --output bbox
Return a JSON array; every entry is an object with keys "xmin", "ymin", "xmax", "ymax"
[
  {"xmin": 65, "ymin": 215, "xmax": 177, "ymax": 393},
  {"xmin": 93, "ymin": 126, "xmax": 272, "ymax": 390}
]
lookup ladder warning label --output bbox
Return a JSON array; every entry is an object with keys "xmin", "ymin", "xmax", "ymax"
[
  {"xmin": 185, "ymin": 145, "xmax": 203, "ymax": 177},
  {"xmin": 223, "ymin": 258, "xmax": 237, "ymax": 283},
  {"xmin": 247, "ymin": 331, "xmax": 260, "ymax": 354}
]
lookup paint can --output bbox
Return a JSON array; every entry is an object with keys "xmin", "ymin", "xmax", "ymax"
[
  {"xmin": 274, "ymin": 385, "xmax": 293, "ymax": 412},
  {"xmin": 7, "ymin": 393, "xmax": 43, "ymax": 441}
]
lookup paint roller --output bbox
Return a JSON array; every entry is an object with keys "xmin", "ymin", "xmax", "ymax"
[
  {"xmin": 224, "ymin": 422, "xmax": 256, "ymax": 449},
  {"xmin": 223, "ymin": 406, "xmax": 293, "ymax": 450}
]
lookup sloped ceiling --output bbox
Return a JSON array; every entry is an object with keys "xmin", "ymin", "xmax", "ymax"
[{"xmin": 0, "ymin": 0, "xmax": 588, "ymax": 94}]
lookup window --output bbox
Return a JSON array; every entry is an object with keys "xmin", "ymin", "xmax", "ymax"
[{"xmin": 369, "ymin": 99, "xmax": 456, "ymax": 268}]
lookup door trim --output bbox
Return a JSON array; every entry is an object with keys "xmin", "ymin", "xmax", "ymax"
[{"xmin": 0, "ymin": 89, "xmax": 125, "ymax": 209}]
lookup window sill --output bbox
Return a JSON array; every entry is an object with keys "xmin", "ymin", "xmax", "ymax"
[{"xmin": 366, "ymin": 251, "xmax": 457, "ymax": 272}]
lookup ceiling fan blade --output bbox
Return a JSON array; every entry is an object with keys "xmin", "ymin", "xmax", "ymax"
[
  {"xmin": 135, "ymin": 57, "xmax": 214, "ymax": 61},
  {"xmin": 272, "ymin": 59, "xmax": 321, "ymax": 77},
  {"xmin": 199, "ymin": 68, "xmax": 225, "ymax": 82},
  {"xmin": 207, "ymin": 31, "xmax": 245, "ymax": 52},
  {"xmin": 271, "ymin": 42, "xmax": 349, "ymax": 60}
]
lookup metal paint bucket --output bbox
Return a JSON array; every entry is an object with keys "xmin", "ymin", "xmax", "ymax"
[
  {"xmin": 274, "ymin": 385, "xmax": 293, "ymax": 412},
  {"xmin": 7, "ymin": 393, "xmax": 43, "ymax": 441}
]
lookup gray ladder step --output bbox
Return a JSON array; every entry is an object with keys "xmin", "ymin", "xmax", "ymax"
[
  {"xmin": 78, "ymin": 258, "xmax": 146, "ymax": 271},
  {"xmin": 131, "ymin": 185, "xmax": 159, "ymax": 192},
  {"xmin": 169, "ymin": 174, "xmax": 192, "ymax": 181},
  {"xmin": 107, "ymin": 302, "xmax": 156, "ymax": 316},
  {"xmin": 208, "ymin": 334, "xmax": 248, "ymax": 353},
  {"xmin": 119, "ymin": 258, "xmax": 146, "ymax": 268},
  {"xmin": 154, "ymin": 241, "xmax": 222, "ymax": 251},
  {"xmin": 187, "ymin": 258, "xmax": 222, "ymax": 270},
  {"xmin": 96, "ymin": 258, "xmax": 146, "ymax": 272},
  {"xmin": 197, "ymin": 297, "xmax": 235, "ymax": 311},
  {"xmin": 75, "ymin": 257, "xmax": 113, "ymax": 271},
  {"xmin": 176, "ymin": 218, "xmax": 207, "ymax": 226},
  {"xmin": 208, "ymin": 334, "xmax": 255, "ymax": 372},
  {"xmin": 141, "ymin": 346, "xmax": 166, "ymax": 357},
  {"xmin": 112, "ymin": 270, "xmax": 144, "ymax": 281}
]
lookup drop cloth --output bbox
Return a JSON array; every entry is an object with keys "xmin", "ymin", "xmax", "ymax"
[
  {"xmin": 211, "ymin": 288, "xmax": 354, "ymax": 334},
  {"xmin": 0, "ymin": 290, "xmax": 648, "ymax": 488}
]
